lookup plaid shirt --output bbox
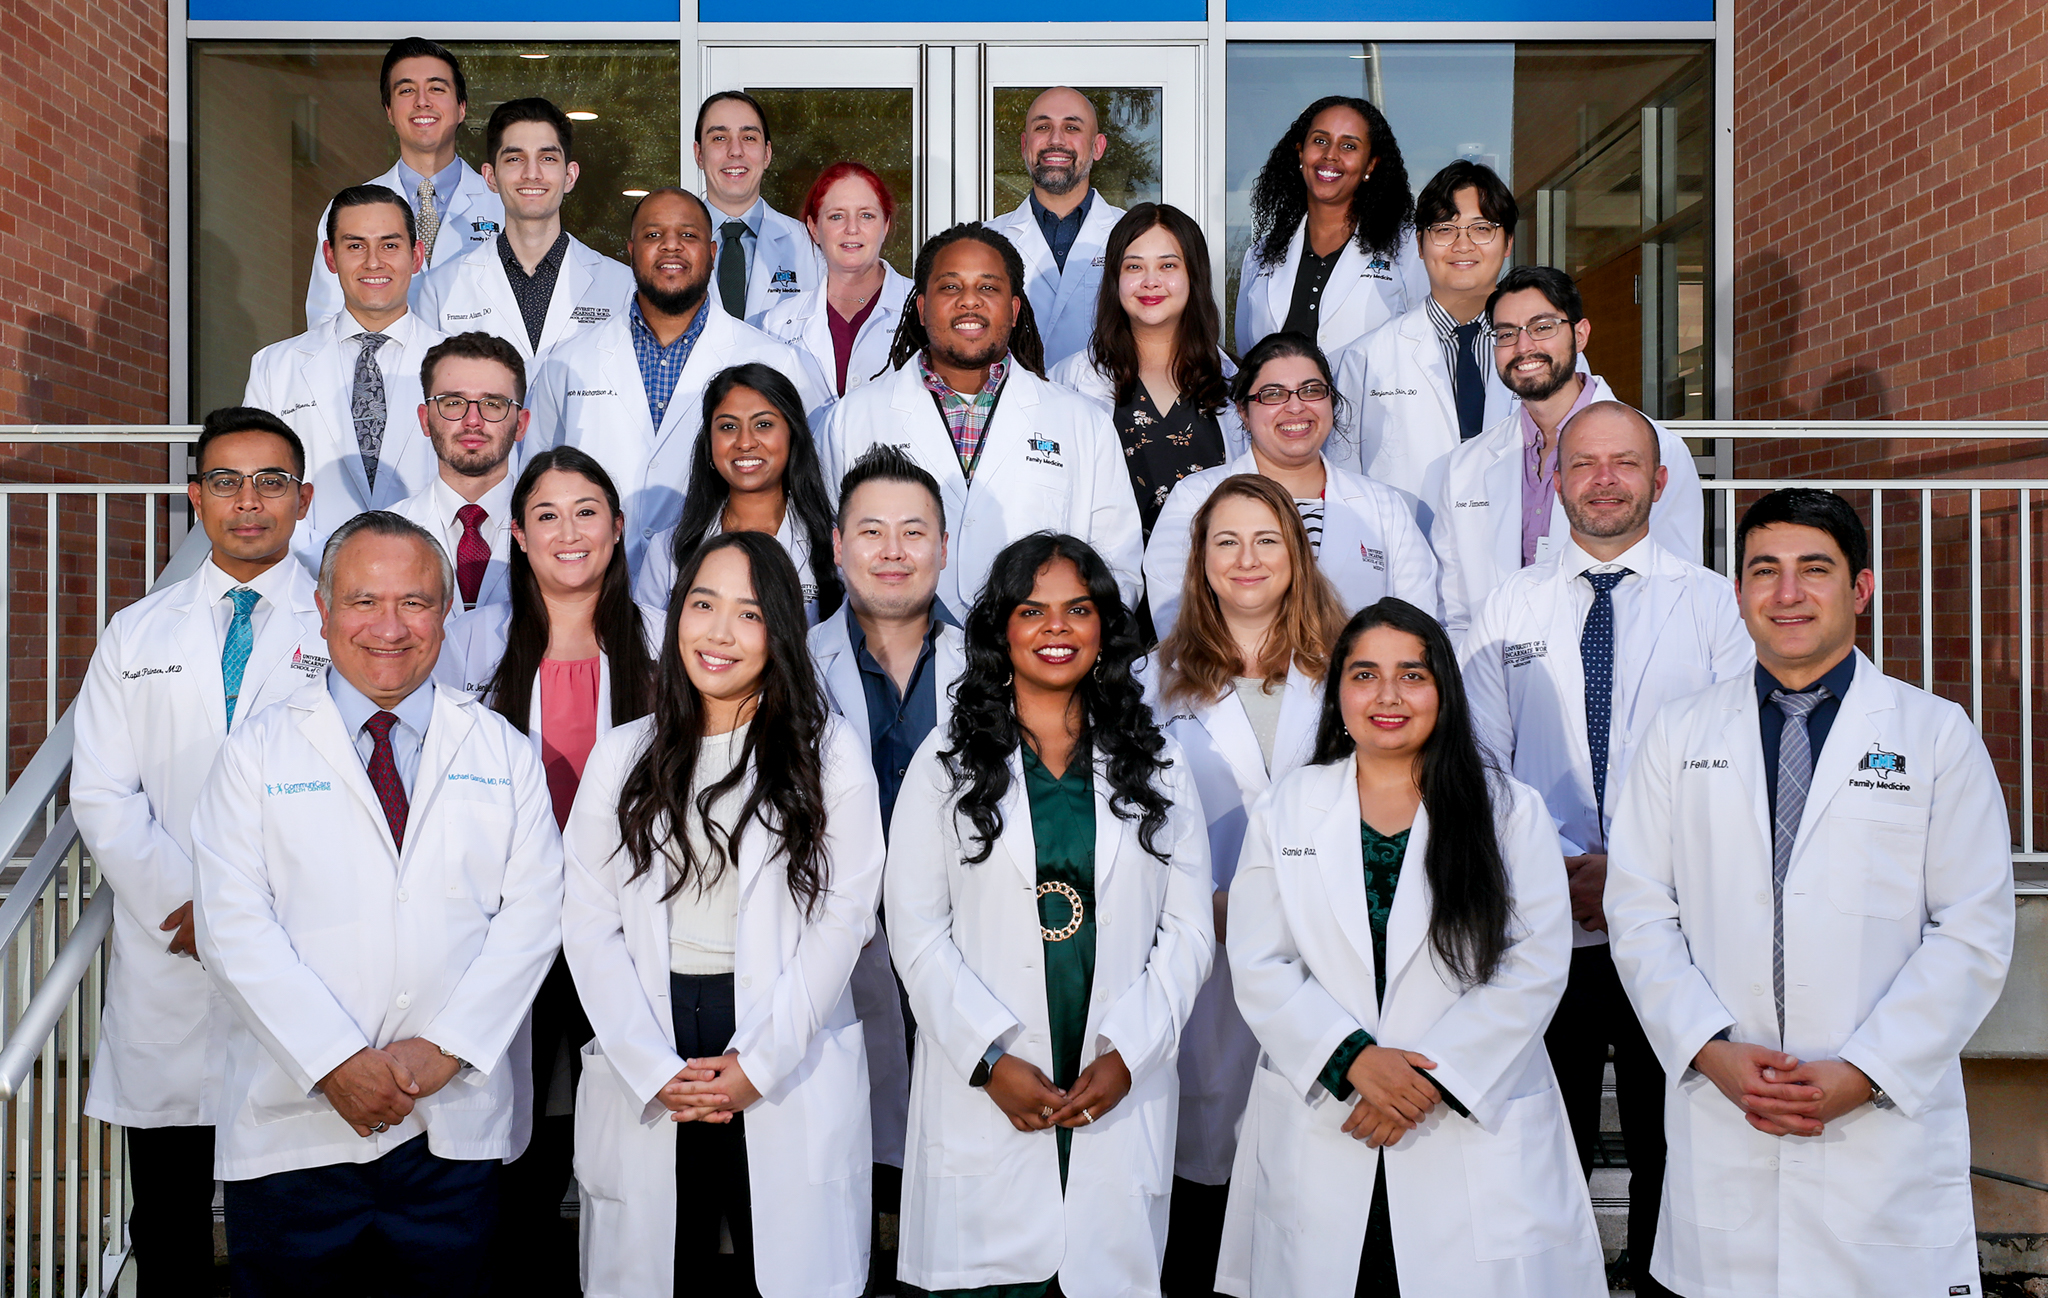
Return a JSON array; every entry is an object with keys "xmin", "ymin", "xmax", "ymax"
[
  {"xmin": 629, "ymin": 297, "xmax": 710, "ymax": 431},
  {"xmin": 919, "ymin": 352, "xmax": 1009, "ymax": 479}
]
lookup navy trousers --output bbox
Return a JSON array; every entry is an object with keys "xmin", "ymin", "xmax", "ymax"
[
  {"xmin": 127, "ymin": 1123, "xmax": 218, "ymax": 1297},
  {"xmin": 670, "ymin": 971, "xmax": 757, "ymax": 1298}
]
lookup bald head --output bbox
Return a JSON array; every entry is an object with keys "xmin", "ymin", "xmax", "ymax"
[
  {"xmin": 1021, "ymin": 86, "xmax": 1106, "ymax": 200},
  {"xmin": 1560, "ymin": 400, "xmax": 1660, "ymax": 470}
]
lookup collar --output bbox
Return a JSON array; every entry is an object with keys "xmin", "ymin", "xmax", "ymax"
[
  {"xmin": 630, "ymin": 295, "xmax": 711, "ymax": 353},
  {"xmin": 708, "ymin": 196, "xmax": 766, "ymax": 237},
  {"xmin": 843, "ymin": 599, "xmax": 957, "ymax": 658},
  {"xmin": 328, "ymin": 667, "xmax": 436, "ymax": 739},
  {"xmin": 1426, "ymin": 295, "xmax": 1486, "ymax": 337},
  {"xmin": 395, "ymin": 157, "xmax": 464, "ymax": 206},
  {"xmin": 1028, "ymin": 189, "xmax": 1094, "ymax": 229},
  {"xmin": 197, "ymin": 553, "xmax": 300, "ymax": 608},
  {"xmin": 1755, "ymin": 651, "xmax": 1856, "ymax": 711},
  {"xmin": 498, "ymin": 229, "xmax": 571, "ymax": 279},
  {"xmin": 1561, "ymin": 533, "xmax": 1658, "ymax": 580},
  {"xmin": 428, "ymin": 472, "xmax": 515, "ymax": 529},
  {"xmin": 332, "ymin": 307, "xmax": 417, "ymax": 347},
  {"xmin": 919, "ymin": 351, "xmax": 1009, "ymax": 401}
]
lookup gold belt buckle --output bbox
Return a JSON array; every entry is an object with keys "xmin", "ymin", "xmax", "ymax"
[{"xmin": 1036, "ymin": 881, "xmax": 1085, "ymax": 942}]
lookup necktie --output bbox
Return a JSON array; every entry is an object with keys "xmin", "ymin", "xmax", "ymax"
[
  {"xmin": 1453, "ymin": 319, "xmax": 1487, "ymax": 440},
  {"xmin": 1769, "ymin": 685, "xmax": 1830, "ymax": 1042},
  {"xmin": 221, "ymin": 587, "xmax": 261, "ymax": 731},
  {"xmin": 718, "ymin": 220, "xmax": 749, "ymax": 318},
  {"xmin": 416, "ymin": 176, "xmax": 442, "ymax": 262},
  {"xmin": 352, "ymin": 333, "xmax": 390, "ymax": 492},
  {"xmin": 1580, "ymin": 569, "xmax": 1630, "ymax": 820},
  {"xmin": 455, "ymin": 503, "xmax": 490, "ymax": 608},
  {"xmin": 363, "ymin": 711, "xmax": 410, "ymax": 851}
]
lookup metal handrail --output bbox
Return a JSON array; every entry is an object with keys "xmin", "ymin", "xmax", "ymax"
[{"xmin": 0, "ymin": 882, "xmax": 110, "ymax": 1104}]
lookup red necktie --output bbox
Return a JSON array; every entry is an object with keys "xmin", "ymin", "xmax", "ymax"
[
  {"xmin": 455, "ymin": 503, "xmax": 490, "ymax": 608},
  {"xmin": 363, "ymin": 711, "xmax": 410, "ymax": 851}
]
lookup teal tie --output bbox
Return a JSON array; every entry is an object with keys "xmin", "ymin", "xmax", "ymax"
[{"xmin": 221, "ymin": 588, "xmax": 261, "ymax": 730}]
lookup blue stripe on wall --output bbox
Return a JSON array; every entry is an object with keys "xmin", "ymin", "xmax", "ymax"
[
  {"xmin": 191, "ymin": 0, "xmax": 676, "ymax": 19},
  {"xmin": 1229, "ymin": 0, "xmax": 1708, "ymax": 17},
  {"xmin": 191, "ymin": 0, "xmax": 1706, "ymax": 20},
  {"xmin": 697, "ymin": 0, "xmax": 1203, "ymax": 18}
]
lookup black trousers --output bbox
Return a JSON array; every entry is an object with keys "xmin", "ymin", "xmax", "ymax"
[
  {"xmin": 491, "ymin": 954, "xmax": 589, "ymax": 1295},
  {"xmin": 128, "ymin": 1124, "xmax": 218, "ymax": 1297},
  {"xmin": 1544, "ymin": 943, "xmax": 1677, "ymax": 1298},
  {"xmin": 1161, "ymin": 1176, "xmax": 1230, "ymax": 1297},
  {"xmin": 222, "ymin": 1133, "xmax": 498, "ymax": 1298},
  {"xmin": 670, "ymin": 972, "xmax": 757, "ymax": 1298}
]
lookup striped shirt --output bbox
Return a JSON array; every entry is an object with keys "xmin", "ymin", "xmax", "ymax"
[
  {"xmin": 1294, "ymin": 497, "xmax": 1326, "ymax": 557},
  {"xmin": 1426, "ymin": 296, "xmax": 1493, "ymax": 382}
]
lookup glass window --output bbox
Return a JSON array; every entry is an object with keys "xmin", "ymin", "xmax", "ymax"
[
  {"xmin": 190, "ymin": 40, "xmax": 680, "ymax": 415},
  {"xmin": 991, "ymin": 86, "xmax": 1162, "ymax": 215}
]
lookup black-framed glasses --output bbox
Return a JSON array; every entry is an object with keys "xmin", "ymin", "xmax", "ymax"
[
  {"xmin": 199, "ymin": 469, "xmax": 301, "ymax": 499},
  {"xmin": 1490, "ymin": 316, "xmax": 1571, "ymax": 348},
  {"xmin": 429, "ymin": 393, "xmax": 521, "ymax": 423},
  {"xmin": 1424, "ymin": 220, "xmax": 1502, "ymax": 247},
  {"xmin": 1248, "ymin": 381, "xmax": 1333, "ymax": 406}
]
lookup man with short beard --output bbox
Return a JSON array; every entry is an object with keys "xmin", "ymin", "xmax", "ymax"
[
  {"xmin": 524, "ymin": 187, "xmax": 830, "ymax": 571},
  {"xmin": 1428, "ymin": 265, "xmax": 1704, "ymax": 636},
  {"xmin": 387, "ymin": 332, "xmax": 530, "ymax": 610},
  {"xmin": 984, "ymin": 86, "xmax": 1128, "ymax": 368},
  {"xmin": 1459, "ymin": 400, "xmax": 1750, "ymax": 1298}
]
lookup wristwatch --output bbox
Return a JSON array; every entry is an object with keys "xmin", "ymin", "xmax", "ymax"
[
  {"xmin": 439, "ymin": 1044, "xmax": 474, "ymax": 1072},
  {"xmin": 969, "ymin": 1042, "xmax": 1004, "ymax": 1088},
  {"xmin": 1866, "ymin": 1078, "xmax": 1895, "ymax": 1110}
]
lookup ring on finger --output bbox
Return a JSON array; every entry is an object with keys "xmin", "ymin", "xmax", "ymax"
[
  {"xmin": 1082, "ymin": 1108, "xmax": 1094, "ymax": 1123},
  {"xmin": 1040, "ymin": 1105, "xmax": 1054, "ymax": 1119}
]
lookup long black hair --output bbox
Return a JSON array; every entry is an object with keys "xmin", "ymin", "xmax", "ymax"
[
  {"xmin": 886, "ymin": 223, "xmax": 1048, "ymax": 379},
  {"xmin": 614, "ymin": 531, "xmax": 832, "ymax": 914},
  {"xmin": 1086, "ymin": 203, "xmax": 1228, "ymax": 419},
  {"xmin": 1249, "ymin": 96, "xmax": 1415, "ymax": 269},
  {"xmin": 668, "ymin": 362, "xmax": 844, "ymax": 619},
  {"xmin": 942, "ymin": 533, "xmax": 1171, "ymax": 865},
  {"xmin": 487, "ymin": 447, "xmax": 653, "ymax": 732},
  {"xmin": 1310, "ymin": 597, "xmax": 1513, "ymax": 987}
]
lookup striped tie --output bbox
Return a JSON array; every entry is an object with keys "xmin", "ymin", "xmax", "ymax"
[
  {"xmin": 221, "ymin": 587, "xmax": 261, "ymax": 730},
  {"xmin": 1769, "ymin": 686, "xmax": 1830, "ymax": 1042}
]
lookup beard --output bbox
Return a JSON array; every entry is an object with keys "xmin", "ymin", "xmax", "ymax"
[
  {"xmin": 432, "ymin": 431, "xmax": 513, "ymax": 479},
  {"xmin": 1501, "ymin": 341, "xmax": 1579, "ymax": 402},
  {"xmin": 638, "ymin": 273, "xmax": 709, "ymax": 317},
  {"xmin": 1029, "ymin": 156, "xmax": 1087, "ymax": 197},
  {"xmin": 1562, "ymin": 488, "xmax": 1651, "ymax": 539},
  {"xmin": 929, "ymin": 321, "xmax": 1010, "ymax": 373}
]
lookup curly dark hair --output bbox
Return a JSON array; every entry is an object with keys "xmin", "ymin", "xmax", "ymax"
[
  {"xmin": 1249, "ymin": 96, "xmax": 1415, "ymax": 269},
  {"xmin": 886, "ymin": 223, "xmax": 1048, "ymax": 379},
  {"xmin": 941, "ymin": 533, "xmax": 1171, "ymax": 865}
]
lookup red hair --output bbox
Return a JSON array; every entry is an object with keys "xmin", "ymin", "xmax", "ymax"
[{"xmin": 801, "ymin": 161, "xmax": 896, "ymax": 228}]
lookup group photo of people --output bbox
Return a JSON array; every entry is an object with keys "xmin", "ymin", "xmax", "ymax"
[{"xmin": 71, "ymin": 34, "xmax": 2015, "ymax": 1298}]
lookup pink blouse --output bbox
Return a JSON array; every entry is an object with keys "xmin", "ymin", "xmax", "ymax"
[{"xmin": 539, "ymin": 656, "xmax": 602, "ymax": 828}]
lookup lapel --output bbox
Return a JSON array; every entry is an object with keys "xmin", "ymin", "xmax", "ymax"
[
  {"xmin": 1719, "ymin": 684, "xmax": 1773, "ymax": 857},
  {"xmin": 890, "ymin": 365, "xmax": 969, "ymax": 496},
  {"xmin": 1478, "ymin": 427, "xmax": 1524, "ymax": 573},
  {"xmin": 967, "ymin": 368, "xmax": 1045, "ymax": 485},
  {"xmin": 1089, "ymin": 747, "xmax": 1130, "ymax": 895},
  {"xmin": 1047, "ymin": 197, "xmax": 1116, "ymax": 324},
  {"xmin": 1193, "ymin": 688, "xmax": 1268, "ymax": 799},
  {"xmin": 478, "ymin": 244, "xmax": 533, "ymax": 363},
  {"xmin": 1538, "ymin": 563, "xmax": 1597, "ymax": 797},
  {"xmin": 298, "ymin": 688, "xmax": 402, "ymax": 861},
  {"xmin": 1258, "ymin": 222, "xmax": 1306, "ymax": 332},
  {"xmin": 239, "ymin": 574, "xmax": 316, "ymax": 705},
  {"xmin": 1002, "ymin": 208, "xmax": 1058, "ymax": 306},
  {"xmin": 536, "ymin": 239, "xmax": 592, "ymax": 358},
  {"xmin": 597, "ymin": 324, "xmax": 663, "ymax": 449},
  {"xmin": 1379, "ymin": 801, "xmax": 1435, "ymax": 996},
  {"xmin": 404, "ymin": 685, "xmax": 476, "ymax": 874},
  {"xmin": 173, "ymin": 582, "xmax": 228, "ymax": 739},
  {"xmin": 1273, "ymin": 665, "xmax": 1322, "ymax": 778},
  {"xmin": 934, "ymin": 625, "xmax": 967, "ymax": 719},
  {"xmin": 1612, "ymin": 553, "xmax": 1687, "ymax": 729},
  {"xmin": 996, "ymin": 752, "xmax": 1038, "ymax": 888},
  {"xmin": 654, "ymin": 311, "xmax": 732, "ymax": 461},
  {"xmin": 1309, "ymin": 763, "xmax": 1381, "ymax": 1031},
  {"xmin": 302, "ymin": 330, "xmax": 374, "ymax": 508},
  {"xmin": 1319, "ymin": 238, "xmax": 1371, "ymax": 331},
  {"xmin": 812, "ymin": 615, "xmax": 871, "ymax": 739},
  {"xmin": 1403, "ymin": 311, "xmax": 1459, "ymax": 436},
  {"xmin": 1794, "ymin": 653, "xmax": 1894, "ymax": 864}
]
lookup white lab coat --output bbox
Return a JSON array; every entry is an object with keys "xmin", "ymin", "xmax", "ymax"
[
  {"xmin": 526, "ymin": 305, "xmax": 831, "ymax": 573},
  {"xmin": 387, "ymin": 478, "xmax": 516, "ymax": 611},
  {"xmin": 1333, "ymin": 300, "xmax": 1516, "ymax": 510},
  {"xmin": 1046, "ymin": 347, "xmax": 1249, "ymax": 465},
  {"xmin": 244, "ymin": 309, "xmax": 446, "ymax": 574},
  {"xmin": 1603, "ymin": 653, "xmax": 2015, "ymax": 1298},
  {"xmin": 819, "ymin": 360, "xmax": 1145, "ymax": 616},
  {"xmin": 1428, "ymin": 372, "xmax": 1706, "ymax": 636},
  {"xmin": 189, "ymin": 678, "xmax": 565, "ymax": 1181},
  {"xmin": 72, "ymin": 557, "xmax": 330, "ymax": 1129},
  {"xmin": 886, "ymin": 732, "xmax": 1214, "ymax": 1296},
  {"xmin": 755, "ymin": 262, "xmax": 912, "ymax": 398},
  {"xmin": 304, "ymin": 160, "xmax": 502, "ymax": 326},
  {"xmin": 417, "ymin": 232, "xmax": 635, "ymax": 370},
  {"xmin": 632, "ymin": 510, "xmax": 821, "ymax": 626},
  {"xmin": 1153, "ymin": 664, "xmax": 1321, "ymax": 1185},
  {"xmin": 1216, "ymin": 758, "xmax": 1604, "ymax": 1297},
  {"xmin": 1233, "ymin": 221, "xmax": 1429, "ymax": 359},
  {"xmin": 433, "ymin": 599, "xmax": 666, "ymax": 721},
  {"xmin": 984, "ymin": 193, "xmax": 1127, "ymax": 368},
  {"xmin": 561, "ymin": 715, "xmax": 886, "ymax": 1298},
  {"xmin": 715, "ymin": 200, "xmax": 825, "ymax": 326},
  {"xmin": 1460, "ymin": 536, "xmax": 1753, "ymax": 947},
  {"xmin": 807, "ymin": 607, "xmax": 967, "ymax": 1171},
  {"xmin": 1143, "ymin": 448, "xmax": 1440, "ymax": 641}
]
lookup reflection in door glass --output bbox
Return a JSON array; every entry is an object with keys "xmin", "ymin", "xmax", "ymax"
[
  {"xmin": 991, "ymin": 87, "xmax": 1161, "ymax": 216},
  {"xmin": 748, "ymin": 88, "xmax": 916, "ymax": 276}
]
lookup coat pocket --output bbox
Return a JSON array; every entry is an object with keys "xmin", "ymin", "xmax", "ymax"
[
  {"xmin": 1664, "ymin": 1071, "xmax": 1758, "ymax": 1231},
  {"xmin": 918, "ymin": 1059, "xmax": 996, "ymax": 1178},
  {"xmin": 1825, "ymin": 799, "xmax": 1926, "ymax": 920},
  {"xmin": 1459, "ymin": 1087, "xmax": 1590, "ymax": 1261},
  {"xmin": 802, "ymin": 1020, "xmax": 871, "ymax": 1185},
  {"xmin": 572, "ymin": 1042, "xmax": 641, "ymax": 1201},
  {"xmin": 1821, "ymin": 1100, "xmax": 1971, "ymax": 1247}
]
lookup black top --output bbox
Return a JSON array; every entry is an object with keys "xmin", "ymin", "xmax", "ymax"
[
  {"xmin": 497, "ymin": 231, "xmax": 570, "ymax": 351},
  {"xmin": 847, "ymin": 602, "xmax": 957, "ymax": 833},
  {"xmin": 1029, "ymin": 190, "xmax": 1094, "ymax": 274},
  {"xmin": 1280, "ymin": 239, "xmax": 1344, "ymax": 340},
  {"xmin": 1111, "ymin": 387, "xmax": 1230, "ymax": 540}
]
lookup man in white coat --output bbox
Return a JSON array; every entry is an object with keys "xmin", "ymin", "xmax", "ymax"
[
  {"xmin": 388, "ymin": 332, "xmax": 528, "ymax": 612},
  {"xmin": 1605, "ymin": 487, "xmax": 2014, "ymax": 1298},
  {"xmin": 248, "ymin": 184, "xmax": 446, "ymax": 575},
  {"xmin": 1460, "ymin": 402, "xmax": 1752, "ymax": 1298},
  {"xmin": 72, "ymin": 408, "xmax": 328, "ymax": 1295},
  {"xmin": 417, "ymin": 98, "xmax": 634, "ymax": 372},
  {"xmin": 304, "ymin": 39, "xmax": 501, "ymax": 327},
  {"xmin": 694, "ymin": 90, "xmax": 824, "ymax": 324},
  {"xmin": 190, "ymin": 511, "xmax": 563, "ymax": 1296},
  {"xmin": 1432, "ymin": 265, "xmax": 1704, "ymax": 636},
  {"xmin": 819, "ymin": 224, "xmax": 1144, "ymax": 616},
  {"xmin": 982, "ymin": 87, "xmax": 1127, "ymax": 368},
  {"xmin": 525, "ymin": 187, "xmax": 830, "ymax": 571}
]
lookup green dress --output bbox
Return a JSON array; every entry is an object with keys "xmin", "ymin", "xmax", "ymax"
[{"xmin": 930, "ymin": 746, "xmax": 1098, "ymax": 1298}]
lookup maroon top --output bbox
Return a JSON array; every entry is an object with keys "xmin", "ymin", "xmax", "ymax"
[{"xmin": 827, "ymin": 294, "xmax": 881, "ymax": 396}]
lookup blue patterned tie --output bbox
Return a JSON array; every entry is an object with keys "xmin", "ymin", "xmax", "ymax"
[
  {"xmin": 1770, "ymin": 685, "xmax": 1830, "ymax": 1042},
  {"xmin": 1581, "ymin": 569, "xmax": 1629, "ymax": 819},
  {"xmin": 221, "ymin": 587, "xmax": 261, "ymax": 731}
]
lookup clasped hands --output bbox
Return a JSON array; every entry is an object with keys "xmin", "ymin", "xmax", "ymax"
[
  {"xmin": 1342, "ymin": 1045, "xmax": 1443, "ymax": 1148},
  {"xmin": 983, "ymin": 1049, "xmax": 1132, "ymax": 1132},
  {"xmin": 317, "ymin": 1039, "xmax": 464, "ymax": 1138},
  {"xmin": 1692, "ymin": 1039, "xmax": 1873, "ymax": 1136},
  {"xmin": 659, "ymin": 1050, "xmax": 762, "ymax": 1123}
]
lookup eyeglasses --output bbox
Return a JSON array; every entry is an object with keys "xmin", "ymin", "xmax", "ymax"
[
  {"xmin": 1248, "ymin": 381, "xmax": 1333, "ymax": 406},
  {"xmin": 1489, "ymin": 316, "xmax": 1571, "ymax": 348},
  {"xmin": 1424, "ymin": 220, "xmax": 1502, "ymax": 247},
  {"xmin": 429, "ymin": 394, "xmax": 521, "ymax": 423},
  {"xmin": 199, "ymin": 469, "xmax": 301, "ymax": 499}
]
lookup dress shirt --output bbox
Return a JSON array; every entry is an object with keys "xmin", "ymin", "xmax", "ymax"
[
  {"xmin": 1029, "ymin": 190, "xmax": 1094, "ymax": 273},
  {"xmin": 328, "ymin": 670, "xmax": 434, "ymax": 798},
  {"xmin": 1756, "ymin": 652, "xmax": 1856, "ymax": 825},
  {"xmin": 847, "ymin": 602, "xmax": 957, "ymax": 831},
  {"xmin": 1557, "ymin": 534, "xmax": 1661, "ymax": 846},
  {"xmin": 496, "ymin": 231, "xmax": 571, "ymax": 352},
  {"xmin": 1518, "ymin": 375, "xmax": 1600, "ymax": 566},
  {"xmin": 393, "ymin": 157, "xmax": 463, "ymax": 215},
  {"xmin": 198, "ymin": 554, "xmax": 298, "ymax": 650},
  {"xmin": 425, "ymin": 472, "xmax": 517, "ymax": 573},
  {"xmin": 1426, "ymin": 297, "xmax": 1492, "ymax": 399},
  {"xmin": 628, "ymin": 297, "xmax": 710, "ymax": 430},
  {"xmin": 1281, "ymin": 241, "xmax": 1344, "ymax": 341},
  {"xmin": 333, "ymin": 307, "xmax": 425, "ymax": 398},
  {"xmin": 710, "ymin": 196, "xmax": 765, "ymax": 280}
]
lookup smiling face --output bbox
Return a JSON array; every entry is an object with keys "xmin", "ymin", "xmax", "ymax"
[
  {"xmin": 1203, "ymin": 491, "xmax": 1293, "ymax": 625},
  {"xmin": 676, "ymin": 543, "xmax": 771, "ymax": 725},
  {"xmin": 1006, "ymin": 556, "xmax": 1101, "ymax": 695},
  {"xmin": 1491, "ymin": 286, "xmax": 1589, "ymax": 402},
  {"xmin": 190, "ymin": 429, "xmax": 312, "ymax": 578},
  {"xmin": 707, "ymin": 385, "xmax": 790, "ymax": 502},
  {"xmin": 1337, "ymin": 624, "xmax": 1440, "ymax": 764},
  {"xmin": 1738, "ymin": 522, "xmax": 1872, "ymax": 684},
  {"xmin": 325, "ymin": 200, "xmax": 421, "ymax": 320},
  {"xmin": 1117, "ymin": 223, "xmax": 1189, "ymax": 331},
  {"xmin": 1297, "ymin": 105, "xmax": 1373, "ymax": 209},
  {"xmin": 484, "ymin": 119, "xmax": 577, "ymax": 222},
  {"xmin": 1021, "ymin": 87, "xmax": 1106, "ymax": 198},
  {"xmin": 630, "ymin": 191, "xmax": 714, "ymax": 316},
  {"xmin": 1558, "ymin": 405, "xmax": 1665, "ymax": 546},
  {"xmin": 833, "ymin": 477, "xmax": 947, "ymax": 622},
  {"xmin": 317, "ymin": 530, "xmax": 448, "ymax": 710},
  {"xmin": 695, "ymin": 98, "xmax": 771, "ymax": 212},
  {"xmin": 919, "ymin": 238, "xmax": 1021, "ymax": 373},
  {"xmin": 419, "ymin": 354, "xmax": 527, "ymax": 480},
  {"xmin": 1419, "ymin": 185, "xmax": 1512, "ymax": 301},
  {"xmin": 513, "ymin": 467, "xmax": 621, "ymax": 600},
  {"xmin": 1240, "ymin": 353, "xmax": 1334, "ymax": 473},
  {"xmin": 806, "ymin": 174, "xmax": 890, "ymax": 277},
  {"xmin": 384, "ymin": 55, "xmax": 465, "ymax": 156}
]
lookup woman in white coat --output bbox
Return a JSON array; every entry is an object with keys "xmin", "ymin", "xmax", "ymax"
[
  {"xmin": 887, "ymin": 533, "xmax": 1214, "ymax": 1297},
  {"xmin": 1218, "ymin": 597, "xmax": 1605, "ymax": 1297},
  {"xmin": 562, "ymin": 530, "xmax": 886, "ymax": 1297},
  {"xmin": 757, "ymin": 161, "xmax": 912, "ymax": 399},
  {"xmin": 1149, "ymin": 472, "xmax": 1345, "ymax": 1296},
  {"xmin": 1146, "ymin": 332, "xmax": 1439, "ymax": 640},
  {"xmin": 1233, "ymin": 96, "xmax": 1428, "ymax": 358}
]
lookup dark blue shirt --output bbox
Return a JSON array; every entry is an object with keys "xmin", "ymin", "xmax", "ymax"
[
  {"xmin": 1029, "ymin": 190, "xmax": 1094, "ymax": 274},
  {"xmin": 849, "ymin": 603, "xmax": 958, "ymax": 833},
  {"xmin": 1755, "ymin": 652, "xmax": 1856, "ymax": 823}
]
